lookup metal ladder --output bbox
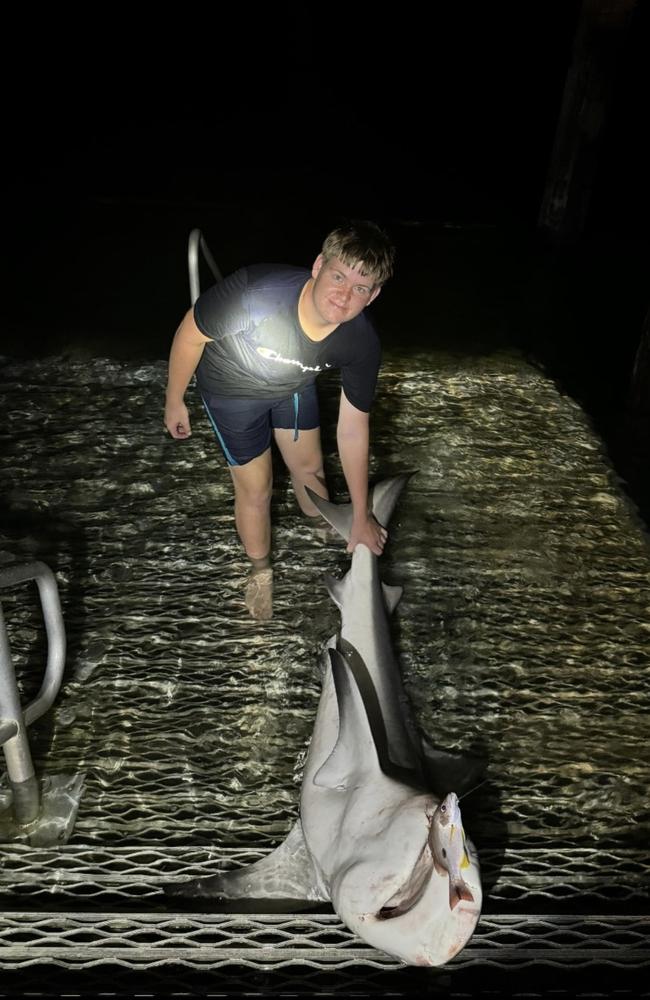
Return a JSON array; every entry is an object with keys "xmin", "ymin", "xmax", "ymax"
[{"xmin": 0, "ymin": 560, "xmax": 82, "ymax": 842}]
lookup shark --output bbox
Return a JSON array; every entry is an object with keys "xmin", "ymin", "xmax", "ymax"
[{"xmin": 165, "ymin": 473, "xmax": 482, "ymax": 967}]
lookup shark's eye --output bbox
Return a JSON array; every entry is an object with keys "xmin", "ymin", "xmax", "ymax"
[
  {"xmin": 441, "ymin": 804, "xmax": 447, "ymax": 813},
  {"xmin": 442, "ymin": 848, "xmax": 447, "ymax": 859}
]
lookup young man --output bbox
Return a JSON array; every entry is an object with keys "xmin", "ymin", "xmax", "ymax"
[{"xmin": 164, "ymin": 220, "xmax": 395, "ymax": 620}]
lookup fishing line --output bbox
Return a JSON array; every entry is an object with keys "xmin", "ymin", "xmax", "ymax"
[{"xmin": 458, "ymin": 778, "xmax": 488, "ymax": 802}]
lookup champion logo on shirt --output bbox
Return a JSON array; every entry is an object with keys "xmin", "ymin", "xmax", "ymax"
[{"xmin": 256, "ymin": 346, "xmax": 333, "ymax": 372}]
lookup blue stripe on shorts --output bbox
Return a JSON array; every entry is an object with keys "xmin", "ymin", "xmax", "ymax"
[{"xmin": 200, "ymin": 383, "xmax": 320, "ymax": 466}]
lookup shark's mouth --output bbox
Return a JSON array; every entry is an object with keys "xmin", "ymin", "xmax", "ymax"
[{"xmin": 376, "ymin": 842, "xmax": 433, "ymax": 920}]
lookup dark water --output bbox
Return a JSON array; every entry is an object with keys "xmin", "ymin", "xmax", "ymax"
[{"xmin": 4, "ymin": 191, "xmax": 649, "ymax": 531}]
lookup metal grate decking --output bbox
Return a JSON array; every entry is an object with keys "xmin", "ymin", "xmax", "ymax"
[
  {"xmin": 0, "ymin": 845, "xmax": 649, "ymax": 996},
  {"xmin": 1, "ymin": 351, "xmax": 649, "ymax": 995}
]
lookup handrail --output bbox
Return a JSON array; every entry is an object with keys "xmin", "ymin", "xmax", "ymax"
[
  {"xmin": 0, "ymin": 560, "xmax": 66, "ymax": 823},
  {"xmin": 0, "ymin": 561, "xmax": 66, "ymax": 726},
  {"xmin": 188, "ymin": 228, "xmax": 222, "ymax": 305}
]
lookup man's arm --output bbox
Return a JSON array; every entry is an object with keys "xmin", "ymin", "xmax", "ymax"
[
  {"xmin": 164, "ymin": 309, "xmax": 211, "ymax": 438},
  {"xmin": 337, "ymin": 390, "xmax": 387, "ymax": 555}
]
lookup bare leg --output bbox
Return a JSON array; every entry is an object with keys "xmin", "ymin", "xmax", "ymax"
[
  {"xmin": 273, "ymin": 427, "xmax": 328, "ymax": 515},
  {"xmin": 229, "ymin": 450, "xmax": 274, "ymax": 620},
  {"xmin": 229, "ymin": 449, "xmax": 273, "ymax": 558}
]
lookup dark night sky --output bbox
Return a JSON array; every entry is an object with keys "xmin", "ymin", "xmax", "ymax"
[
  {"xmin": 3, "ymin": 4, "xmax": 612, "ymax": 218},
  {"xmin": 3, "ymin": 2, "xmax": 648, "ymax": 336},
  {"xmin": 7, "ymin": 2, "xmax": 649, "ymax": 231}
]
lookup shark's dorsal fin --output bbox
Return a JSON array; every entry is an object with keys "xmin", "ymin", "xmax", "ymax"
[
  {"xmin": 313, "ymin": 647, "xmax": 384, "ymax": 789},
  {"xmin": 163, "ymin": 819, "xmax": 329, "ymax": 907}
]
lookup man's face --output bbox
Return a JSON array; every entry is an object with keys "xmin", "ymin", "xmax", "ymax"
[{"xmin": 310, "ymin": 254, "xmax": 381, "ymax": 326}]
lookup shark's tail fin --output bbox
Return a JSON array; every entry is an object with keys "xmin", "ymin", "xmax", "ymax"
[{"xmin": 305, "ymin": 472, "xmax": 416, "ymax": 543}]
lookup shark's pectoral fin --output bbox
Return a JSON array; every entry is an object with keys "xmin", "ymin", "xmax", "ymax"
[
  {"xmin": 324, "ymin": 574, "xmax": 345, "ymax": 610},
  {"xmin": 382, "ymin": 583, "xmax": 403, "ymax": 615},
  {"xmin": 163, "ymin": 819, "xmax": 329, "ymax": 906},
  {"xmin": 420, "ymin": 737, "xmax": 487, "ymax": 799},
  {"xmin": 322, "ymin": 581, "xmax": 404, "ymax": 642},
  {"xmin": 313, "ymin": 752, "xmax": 352, "ymax": 789}
]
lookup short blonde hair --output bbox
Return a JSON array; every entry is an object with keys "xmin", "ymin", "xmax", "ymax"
[{"xmin": 321, "ymin": 220, "xmax": 395, "ymax": 286}]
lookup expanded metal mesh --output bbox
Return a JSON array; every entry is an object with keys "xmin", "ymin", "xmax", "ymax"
[
  {"xmin": 1, "ymin": 350, "xmax": 649, "ymax": 991},
  {"xmin": 1, "ymin": 845, "xmax": 649, "ymax": 911},
  {"xmin": 0, "ymin": 911, "xmax": 648, "ymax": 969}
]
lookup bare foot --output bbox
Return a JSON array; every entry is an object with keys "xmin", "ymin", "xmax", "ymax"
[{"xmin": 245, "ymin": 567, "xmax": 273, "ymax": 620}]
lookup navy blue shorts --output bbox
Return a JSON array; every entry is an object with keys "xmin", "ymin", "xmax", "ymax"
[{"xmin": 200, "ymin": 384, "xmax": 320, "ymax": 466}]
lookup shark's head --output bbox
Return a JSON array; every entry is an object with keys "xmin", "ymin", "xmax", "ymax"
[{"xmin": 330, "ymin": 792, "xmax": 481, "ymax": 966}]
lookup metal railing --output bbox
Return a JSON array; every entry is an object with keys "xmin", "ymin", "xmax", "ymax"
[
  {"xmin": 187, "ymin": 228, "xmax": 222, "ymax": 305},
  {"xmin": 0, "ymin": 561, "xmax": 66, "ymax": 824}
]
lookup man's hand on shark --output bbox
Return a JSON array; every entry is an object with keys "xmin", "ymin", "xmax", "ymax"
[{"xmin": 347, "ymin": 514, "xmax": 387, "ymax": 555}]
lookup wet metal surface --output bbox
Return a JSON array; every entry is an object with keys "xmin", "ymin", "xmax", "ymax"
[{"xmin": 0, "ymin": 349, "xmax": 649, "ymax": 993}]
